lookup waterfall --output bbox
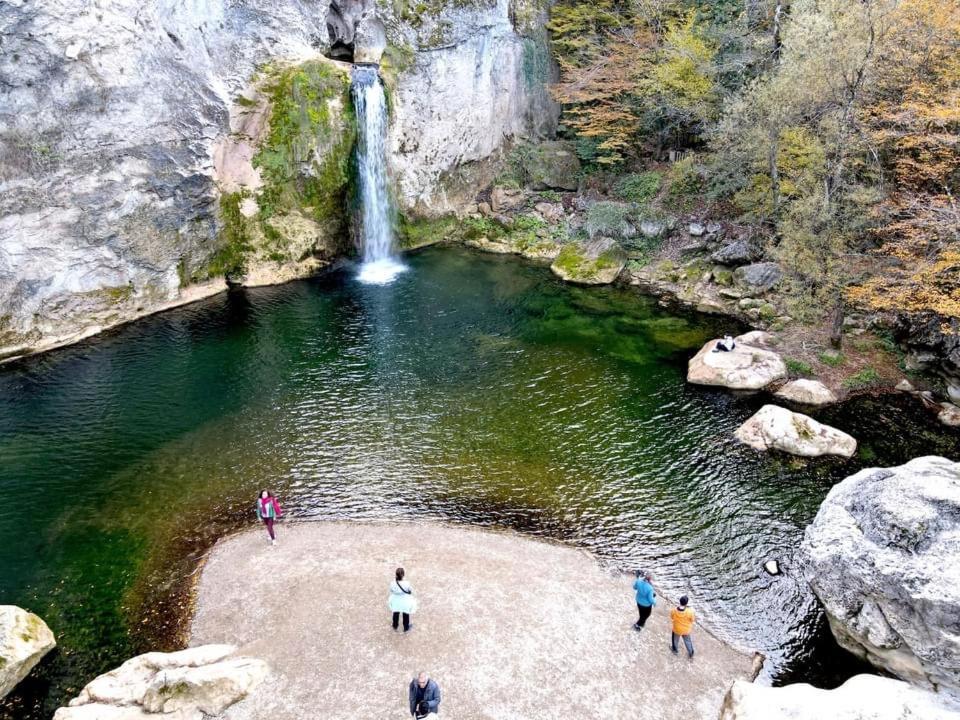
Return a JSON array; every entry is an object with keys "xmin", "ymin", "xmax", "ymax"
[{"xmin": 351, "ymin": 65, "xmax": 406, "ymax": 285}]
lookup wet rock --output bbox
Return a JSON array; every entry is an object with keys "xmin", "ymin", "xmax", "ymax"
[
  {"xmin": 711, "ymin": 240, "xmax": 762, "ymax": 266},
  {"xmin": 0, "ymin": 606, "xmax": 56, "ymax": 699},
  {"xmin": 735, "ymin": 262, "xmax": 783, "ymax": 294},
  {"xmin": 687, "ymin": 334, "xmax": 787, "ymax": 390},
  {"xmin": 55, "ymin": 645, "xmax": 268, "ymax": 719},
  {"xmin": 735, "ymin": 405, "xmax": 856, "ymax": 457},
  {"xmin": 800, "ymin": 456, "xmax": 960, "ymax": 692},
  {"xmin": 520, "ymin": 141, "xmax": 580, "ymax": 191},
  {"xmin": 720, "ymin": 674, "xmax": 960, "ymax": 720},
  {"xmin": 774, "ymin": 379, "xmax": 837, "ymax": 407},
  {"xmin": 939, "ymin": 402, "xmax": 960, "ymax": 427},
  {"xmin": 353, "ymin": 15, "xmax": 386, "ymax": 64},
  {"xmin": 550, "ymin": 238, "xmax": 627, "ymax": 285}
]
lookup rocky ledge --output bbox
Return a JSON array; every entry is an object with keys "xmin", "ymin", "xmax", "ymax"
[
  {"xmin": 0, "ymin": 606, "xmax": 56, "ymax": 699},
  {"xmin": 800, "ymin": 456, "xmax": 960, "ymax": 695}
]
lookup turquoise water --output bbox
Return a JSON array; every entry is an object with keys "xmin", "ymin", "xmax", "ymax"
[{"xmin": 1, "ymin": 246, "xmax": 955, "ymax": 717}]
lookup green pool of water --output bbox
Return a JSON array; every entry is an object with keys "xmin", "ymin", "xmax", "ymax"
[{"xmin": 1, "ymin": 246, "xmax": 954, "ymax": 717}]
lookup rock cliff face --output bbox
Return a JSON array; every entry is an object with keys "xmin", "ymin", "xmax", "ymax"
[{"xmin": 0, "ymin": 0, "xmax": 556, "ymax": 359}]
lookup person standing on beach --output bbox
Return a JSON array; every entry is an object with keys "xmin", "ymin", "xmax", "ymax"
[
  {"xmin": 256, "ymin": 490, "xmax": 282, "ymax": 545},
  {"xmin": 408, "ymin": 671, "xmax": 440, "ymax": 717},
  {"xmin": 389, "ymin": 567, "xmax": 417, "ymax": 632},
  {"xmin": 670, "ymin": 595, "xmax": 695, "ymax": 658},
  {"xmin": 632, "ymin": 570, "xmax": 655, "ymax": 629}
]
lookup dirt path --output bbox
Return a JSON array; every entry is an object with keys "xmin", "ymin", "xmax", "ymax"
[{"xmin": 191, "ymin": 521, "xmax": 757, "ymax": 720}]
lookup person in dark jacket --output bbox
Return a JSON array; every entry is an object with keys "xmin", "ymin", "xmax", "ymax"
[{"xmin": 408, "ymin": 672, "xmax": 440, "ymax": 718}]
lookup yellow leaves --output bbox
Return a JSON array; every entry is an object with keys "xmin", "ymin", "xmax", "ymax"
[{"xmin": 644, "ymin": 11, "xmax": 716, "ymax": 115}]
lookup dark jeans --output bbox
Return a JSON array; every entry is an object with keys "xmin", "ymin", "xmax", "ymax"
[
  {"xmin": 636, "ymin": 604, "xmax": 652, "ymax": 627},
  {"xmin": 672, "ymin": 632, "xmax": 694, "ymax": 657},
  {"xmin": 263, "ymin": 517, "xmax": 275, "ymax": 540},
  {"xmin": 393, "ymin": 612, "xmax": 410, "ymax": 631}
]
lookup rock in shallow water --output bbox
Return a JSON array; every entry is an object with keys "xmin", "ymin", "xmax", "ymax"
[
  {"xmin": 0, "ymin": 605, "xmax": 56, "ymax": 699},
  {"xmin": 720, "ymin": 674, "xmax": 960, "ymax": 720},
  {"xmin": 735, "ymin": 405, "xmax": 856, "ymax": 457},
  {"xmin": 687, "ymin": 333, "xmax": 787, "ymax": 390},
  {"xmin": 800, "ymin": 456, "xmax": 960, "ymax": 694},
  {"xmin": 550, "ymin": 238, "xmax": 626, "ymax": 285}
]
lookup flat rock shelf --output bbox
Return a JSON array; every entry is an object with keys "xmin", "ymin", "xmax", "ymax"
[{"xmin": 191, "ymin": 521, "xmax": 757, "ymax": 719}]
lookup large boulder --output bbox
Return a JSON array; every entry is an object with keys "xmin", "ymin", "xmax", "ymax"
[
  {"xmin": 720, "ymin": 674, "xmax": 960, "ymax": 720},
  {"xmin": 550, "ymin": 238, "xmax": 627, "ymax": 285},
  {"xmin": 774, "ymin": 379, "xmax": 837, "ymax": 406},
  {"xmin": 711, "ymin": 239, "xmax": 762, "ymax": 266},
  {"xmin": 800, "ymin": 457, "xmax": 960, "ymax": 694},
  {"xmin": 520, "ymin": 141, "xmax": 581, "ymax": 191},
  {"xmin": 735, "ymin": 405, "xmax": 856, "ymax": 457},
  {"xmin": 0, "ymin": 606, "xmax": 56, "ymax": 698},
  {"xmin": 54, "ymin": 645, "xmax": 267, "ymax": 719},
  {"xmin": 735, "ymin": 262, "xmax": 783, "ymax": 294},
  {"xmin": 687, "ymin": 333, "xmax": 787, "ymax": 390}
]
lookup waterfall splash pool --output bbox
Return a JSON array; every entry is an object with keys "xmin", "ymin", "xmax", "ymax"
[
  {"xmin": 352, "ymin": 65, "xmax": 406, "ymax": 285},
  {"xmin": 1, "ymin": 246, "xmax": 955, "ymax": 718}
]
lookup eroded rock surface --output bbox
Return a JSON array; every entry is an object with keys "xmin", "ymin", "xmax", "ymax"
[
  {"xmin": 0, "ymin": 606, "xmax": 56, "ymax": 699},
  {"xmin": 550, "ymin": 237, "xmax": 627, "ymax": 285},
  {"xmin": 800, "ymin": 457, "xmax": 960, "ymax": 694},
  {"xmin": 54, "ymin": 645, "xmax": 267, "ymax": 719},
  {"xmin": 721, "ymin": 674, "xmax": 960, "ymax": 720},
  {"xmin": 735, "ymin": 405, "xmax": 856, "ymax": 457},
  {"xmin": 687, "ymin": 333, "xmax": 787, "ymax": 390}
]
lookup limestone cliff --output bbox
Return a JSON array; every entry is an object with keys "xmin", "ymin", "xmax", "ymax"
[{"xmin": 0, "ymin": 0, "xmax": 557, "ymax": 359}]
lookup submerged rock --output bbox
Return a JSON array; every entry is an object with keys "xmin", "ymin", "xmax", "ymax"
[
  {"xmin": 735, "ymin": 405, "xmax": 856, "ymax": 457},
  {"xmin": 800, "ymin": 456, "xmax": 960, "ymax": 693},
  {"xmin": 0, "ymin": 606, "xmax": 56, "ymax": 699},
  {"xmin": 687, "ymin": 334, "xmax": 787, "ymax": 390},
  {"xmin": 720, "ymin": 674, "xmax": 960, "ymax": 720},
  {"xmin": 774, "ymin": 379, "xmax": 837, "ymax": 406},
  {"xmin": 54, "ymin": 645, "xmax": 267, "ymax": 719},
  {"xmin": 550, "ymin": 238, "xmax": 627, "ymax": 285}
]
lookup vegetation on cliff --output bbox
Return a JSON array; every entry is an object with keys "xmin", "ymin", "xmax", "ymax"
[{"xmin": 547, "ymin": 0, "xmax": 959, "ymax": 323}]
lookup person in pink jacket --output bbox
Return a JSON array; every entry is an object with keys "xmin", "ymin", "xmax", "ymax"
[{"xmin": 256, "ymin": 490, "xmax": 283, "ymax": 544}]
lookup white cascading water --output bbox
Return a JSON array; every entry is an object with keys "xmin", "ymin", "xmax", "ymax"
[{"xmin": 352, "ymin": 65, "xmax": 406, "ymax": 285}]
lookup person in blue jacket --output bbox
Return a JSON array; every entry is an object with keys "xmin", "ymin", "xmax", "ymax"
[
  {"xmin": 633, "ymin": 570, "xmax": 656, "ymax": 630},
  {"xmin": 408, "ymin": 672, "xmax": 441, "ymax": 718}
]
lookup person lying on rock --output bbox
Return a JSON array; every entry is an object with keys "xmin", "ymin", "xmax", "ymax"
[
  {"xmin": 409, "ymin": 671, "xmax": 441, "ymax": 718},
  {"xmin": 633, "ymin": 570, "xmax": 656, "ymax": 630},
  {"xmin": 713, "ymin": 335, "xmax": 736, "ymax": 352},
  {"xmin": 670, "ymin": 595, "xmax": 695, "ymax": 659}
]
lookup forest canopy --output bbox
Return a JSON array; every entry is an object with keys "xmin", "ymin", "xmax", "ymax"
[{"xmin": 547, "ymin": 0, "xmax": 960, "ymax": 320}]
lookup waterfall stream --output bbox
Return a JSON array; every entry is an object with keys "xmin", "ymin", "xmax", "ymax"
[{"xmin": 352, "ymin": 65, "xmax": 406, "ymax": 285}]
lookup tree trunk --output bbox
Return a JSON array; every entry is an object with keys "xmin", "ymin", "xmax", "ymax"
[{"xmin": 829, "ymin": 300, "xmax": 844, "ymax": 349}]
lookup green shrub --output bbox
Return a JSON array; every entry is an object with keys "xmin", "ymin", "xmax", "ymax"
[
  {"xmin": 818, "ymin": 351, "xmax": 846, "ymax": 367},
  {"xmin": 785, "ymin": 358, "xmax": 814, "ymax": 377},
  {"xmin": 614, "ymin": 172, "xmax": 662, "ymax": 203},
  {"xmin": 842, "ymin": 366, "xmax": 881, "ymax": 389},
  {"xmin": 666, "ymin": 157, "xmax": 704, "ymax": 206},
  {"xmin": 585, "ymin": 201, "xmax": 634, "ymax": 239}
]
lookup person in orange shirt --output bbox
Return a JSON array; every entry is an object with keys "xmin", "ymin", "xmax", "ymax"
[{"xmin": 670, "ymin": 595, "xmax": 695, "ymax": 658}]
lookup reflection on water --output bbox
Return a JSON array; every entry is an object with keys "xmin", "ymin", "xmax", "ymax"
[{"xmin": 1, "ymin": 246, "xmax": 953, "ymax": 718}]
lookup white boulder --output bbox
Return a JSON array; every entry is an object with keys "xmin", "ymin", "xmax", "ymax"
[
  {"xmin": 735, "ymin": 405, "xmax": 856, "ymax": 457},
  {"xmin": 800, "ymin": 457, "xmax": 960, "ymax": 693},
  {"xmin": 939, "ymin": 402, "xmax": 960, "ymax": 427},
  {"xmin": 54, "ymin": 644, "xmax": 267, "ymax": 719},
  {"xmin": 720, "ymin": 674, "xmax": 960, "ymax": 720},
  {"xmin": 0, "ymin": 606, "xmax": 56, "ymax": 698},
  {"xmin": 774, "ymin": 379, "xmax": 838, "ymax": 406},
  {"xmin": 687, "ymin": 333, "xmax": 787, "ymax": 390}
]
